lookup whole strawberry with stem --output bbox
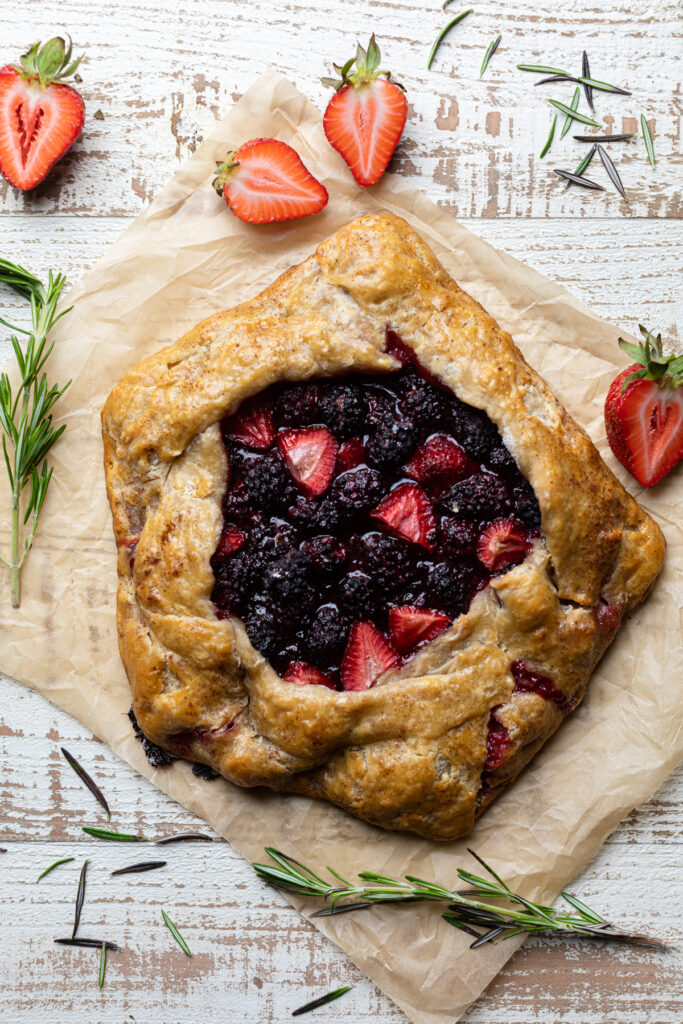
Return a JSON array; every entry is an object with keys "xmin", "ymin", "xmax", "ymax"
[
  {"xmin": 0, "ymin": 36, "xmax": 85, "ymax": 191},
  {"xmin": 604, "ymin": 326, "xmax": 683, "ymax": 487},
  {"xmin": 322, "ymin": 34, "xmax": 407, "ymax": 187}
]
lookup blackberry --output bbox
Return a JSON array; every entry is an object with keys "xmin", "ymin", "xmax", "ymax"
[
  {"xmin": 211, "ymin": 550, "xmax": 256, "ymax": 614},
  {"xmin": 305, "ymin": 604, "xmax": 349, "ymax": 662},
  {"xmin": 401, "ymin": 379, "xmax": 451, "ymax": 427},
  {"xmin": 512, "ymin": 480, "xmax": 542, "ymax": 527},
  {"xmin": 317, "ymin": 383, "xmax": 365, "ymax": 438},
  {"xmin": 248, "ymin": 516, "xmax": 297, "ymax": 572},
  {"xmin": 128, "ymin": 708, "xmax": 175, "ymax": 768},
  {"xmin": 328, "ymin": 467, "xmax": 384, "ymax": 518},
  {"xmin": 288, "ymin": 496, "xmax": 341, "ymax": 532},
  {"xmin": 222, "ymin": 480, "xmax": 251, "ymax": 524},
  {"xmin": 355, "ymin": 532, "xmax": 416, "ymax": 592},
  {"xmin": 240, "ymin": 451, "xmax": 295, "ymax": 512},
  {"xmin": 445, "ymin": 472, "xmax": 510, "ymax": 521},
  {"xmin": 273, "ymin": 381, "xmax": 319, "ymax": 426},
  {"xmin": 263, "ymin": 549, "xmax": 316, "ymax": 607},
  {"xmin": 243, "ymin": 602, "xmax": 288, "ymax": 661},
  {"xmin": 440, "ymin": 517, "xmax": 478, "ymax": 558},
  {"xmin": 451, "ymin": 401, "xmax": 500, "ymax": 460},
  {"xmin": 365, "ymin": 411, "xmax": 416, "ymax": 470},
  {"xmin": 301, "ymin": 535, "xmax": 348, "ymax": 575},
  {"xmin": 338, "ymin": 571, "xmax": 378, "ymax": 620},
  {"xmin": 486, "ymin": 444, "xmax": 517, "ymax": 476},
  {"xmin": 425, "ymin": 562, "xmax": 476, "ymax": 616}
]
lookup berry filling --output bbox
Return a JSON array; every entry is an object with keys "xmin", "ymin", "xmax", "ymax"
[
  {"xmin": 511, "ymin": 658, "xmax": 572, "ymax": 713},
  {"xmin": 211, "ymin": 339, "xmax": 541, "ymax": 688}
]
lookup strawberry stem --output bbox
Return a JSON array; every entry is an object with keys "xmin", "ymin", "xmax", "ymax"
[{"xmin": 618, "ymin": 326, "xmax": 683, "ymax": 392}]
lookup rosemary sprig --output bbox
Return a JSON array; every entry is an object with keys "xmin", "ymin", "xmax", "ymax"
[
  {"xmin": 539, "ymin": 115, "xmax": 557, "ymax": 158},
  {"xmin": 36, "ymin": 856, "xmax": 74, "ymax": 882},
  {"xmin": 480, "ymin": 35, "xmax": 501, "ymax": 77},
  {"xmin": 548, "ymin": 98, "xmax": 601, "ymax": 128},
  {"xmin": 0, "ymin": 260, "xmax": 71, "ymax": 607},
  {"xmin": 561, "ymin": 87, "xmax": 580, "ymax": 138},
  {"xmin": 292, "ymin": 986, "xmax": 353, "ymax": 1017},
  {"xmin": 61, "ymin": 747, "xmax": 111, "ymax": 820},
  {"xmin": 641, "ymin": 114, "xmax": 656, "ymax": 165},
  {"xmin": 427, "ymin": 9, "xmax": 472, "ymax": 70},
  {"xmin": 161, "ymin": 910, "xmax": 192, "ymax": 956},
  {"xmin": 98, "ymin": 942, "xmax": 107, "ymax": 988},
  {"xmin": 253, "ymin": 848, "xmax": 665, "ymax": 949},
  {"xmin": 73, "ymin": 859, "xmax": 89, "ymax": 938},
  {"xmin": 82, "ymin": 826, "xmax": 146, "ymax": 842}
]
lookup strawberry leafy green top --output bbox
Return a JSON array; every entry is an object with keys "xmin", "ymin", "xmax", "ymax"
[
  {"xmin": 619, "ymin": 325, "xmax": 683, "ymax": 391},
  {"xmin": 322, "ymin": 34, "xmax": 404, "ymax": 93},
  {"xmin": 12, "ymin": 35, "xmax": 84, "ymax": 90}
]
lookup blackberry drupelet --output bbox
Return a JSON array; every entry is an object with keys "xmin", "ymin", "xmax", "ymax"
[
  {"xmin": 446, "ymin": 472, "xmax": 510, "ymax": 521},
  {"xmin": 273, "ymin": 381, "xmax": 319, "ymax": 426},
  {"xmin": 317, "ymin": 383, "xmax": 366, "ymax": 438},
  {"xmin": 305, "ymin": 604, "xmax": 349, "ymax": 661}
]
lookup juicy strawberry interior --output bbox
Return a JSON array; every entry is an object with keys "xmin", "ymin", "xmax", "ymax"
[{"xmin": 210, "ymin": 338, "xmax": 541, "ymax": 689}]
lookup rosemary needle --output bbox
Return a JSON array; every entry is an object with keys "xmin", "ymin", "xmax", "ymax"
[
  {"xmin": 82, "ymin": 826, "xmax": 146, "ymax": 842},
  {"xmin": 292, "ymin": 986, "xmax": 353, "ymax": 1017},
  {"xmin": 98, "ymin": 942, "xmax": 107, "ymax": 988},
  {"xmin": 427, "ymin": 9, "xmax": 472, "ymax": 70},
  {"xmin": 36, "ymin": 856, "xmax": 75, "ymax": 882},
  {"xmin": 553, "ymin": 168, "xmax": 605, "ymax": 190},
  {"xmin": 539, "ymin": 115, "xmax": 557, "ymax": 158},
  {"xmin": 61, "ymin": 747, "xmax": 111, "ymax": 820},
  {"xmin": 111, "ymin": 860, "xmax": 167, "ymax": 876},
  {"xmin": 597, "ymin": 144, "xmax": 627, "ymax": 198},
  {"xmin": 641, "ymin": 114, "xmax": 656, "ymax": 165},
  {"xmin": 480, "ymin": 35, "xmax": 502, "ymax": 77},
  {"xmin": 161, "ymin": 910, "xmax": 192, "ymax": 956},
  {"xmin": 55, "ymin": 937, "xmax": 121, "ymax": 951},
  {"xmin": 561, "ymin": 87, "xmax": 580, "ymax": 139},
  {"xmin": 73, "ymin": 859, "xmax": 89, "ymax": 938},
  {"xmin": 565, "ymin": 144, "xmax": 597, "ymax": 188},
  {"xmin": 582, "ymin": 51, "xmax": 594, "ymax": 111},
  {"xmin": 548, "ymin": 98, "xmax": 601, "ymax": 128}
]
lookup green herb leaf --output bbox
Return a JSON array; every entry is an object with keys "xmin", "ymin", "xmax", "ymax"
[
  {"xmin": 61, "ymin": 746, "xmax": 111, "ymax": 819},
  {"xmin": 55, "ymin": 937, "xmax": 121, "ymax": 950},
  {"xmin": 161, "ymin": 910, "xmax": 192, "ymax": 956},
  {"xmin": 560, "ymin": 87, "xmax": 580, "ymax": 139},
  {"xmin": 427, "ymin": 10, "xmax": 473, "ymax": 70},
  {"xmin": 553, "ymin": 168, "xmax": 605, "ymax": 190},
  {"xmin": 36, "ymin": 856, "xmax": 75, "ymax": 882},
  {"xmin": 292, "ymin": 986, "xmax": 353, "ymax": 1017},
  {"xmin": 565, "ymin": 144, "xmax": 598, "ymax": 188},
  {"xmin": 640, "ymin": 115, "xmax": 656, "ymax": 166},
  {"xmin": 480, "ymin": 35, "xmax": 502, "ymax": 77},
  {"xmin": 517, "ymin": 63, "xmax": 570, "ymax": 75},
  {"xmin": 98, "ymin": 942, "xmax": 107, "ymax": 988},
  {"xmin": 539, "ymin": 115, "xmax": 557, "ymax": 158},
  {"xmin": 548, "ymin": 99, "xmax": 601, "ymax": 128},
  {"xmin": 597, "ymin": 145, "xmax": 627, "ymax": 198},
  {"xmin": 111, "ymin": 860, "xmax": 167, "ymax": 876},
  {"xmin": 82, "ymin": 826, "xmax": 146, "ymax": 842}
]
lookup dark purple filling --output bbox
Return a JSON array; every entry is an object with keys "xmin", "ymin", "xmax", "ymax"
[{"xmin": 210, "ymin": 341, "xmax": 541, "ymax": 687}]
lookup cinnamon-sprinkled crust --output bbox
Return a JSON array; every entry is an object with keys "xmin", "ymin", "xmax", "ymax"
[{"xmin": 102, "ymin": 213, "xmax": 664, "ymax": 841}]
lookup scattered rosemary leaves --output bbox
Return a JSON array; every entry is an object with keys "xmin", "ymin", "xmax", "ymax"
[
  {"xmin": 36, "ymin": 856, "xmax": 74, "ymax": 882},
  {"xmin": 427, "ymin": 9, "xmax": 472, "ymax": 70},
  {"xmin": 553, "ymin": 169, "xmax": 605, "ymax": 190},
  {"xmin": 98, "ymin": 942, "xmax": 107, "ymax": 988},
  {"xmin": 561, "ymin": 87, "xmax": 581, "ymax": 138},
  {"xmin": 73, "ymin": 859, "xmax": 89, "ymax": 938},
  {"xmin": 0, "ymin": 261, "xmax": 71, "ymax": 607},
  {"xmin": 155, "ymin": 832, "xmax": 213, "ymax": 844},
  {"xmin": 161, "ymin": 910, "xmax": 192, "ymax": 957},
  {"xmin": 82, "ymin": 826, "xmax": 146, "ymax": 842},
  {"xmin": 292, "ymin": 986, "xmax": 353, "ymax": 1017},
  {"xmin": 539, "ymin": 115, "xmax": 557, "ymax": 158},
  {"xmin": 548, "ymin": 98, "xmax": 601, "ymax": 128},
  {"xmin": 480, "ymin": 35, "xmax": 501, "ymax": 77},
  {"xmin": 253, "ymin": 848, "xmax": 665, "ymax": 948},
  {"xmin": 111, "ymin": 860, "xmax": 167, "ymax": 876},
  {"xmin": 61, "ymin": 746, "xmax": 111, "ymax": 820},
  {"xmin": 641, "ymin": 114, "xmax": 656, "ymax": 165},
  {"xmin": 566, "ymin": 144, "xmax": 598, "ymax": 188},
  {"xmin": 597, "ymin": 144, "xmax": 627, "ymax": 198}
]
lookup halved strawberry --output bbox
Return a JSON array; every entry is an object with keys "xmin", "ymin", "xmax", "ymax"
[
  {"xmin": 388, "ymin": 605, "xmax": 451, "ymax": 655},
  {"xmin": 340, "ymin": 621, "xmax": 398, "ymax": 691},
  {"xmin": 322, "ymin": 35, "xmax": 407, "ymax": 187},
  {"xmin": 283, "ymin": 661, "xmax": 337, "ymax": 689},
  {"xmin": 476, "ymin": 518, "xmax": 531, "ymax": 571},
  {"xmin": 370, "ymin": 482, "xmax": 437, "ymax": 550},
  {"xmin": 224, "ymin": 396, "xmax": 274, "ymax": 449},
  {"xmin": 404, "ymin": 434, "xmax": 471, "ymax": 494},
  {"xmin": 336, "ymin": 437, "xmax": 366, "ymax": 473},
  {"xmin": 215, "ymin": 524, "xmax": 246, "ymax": 559},
  {"xmin": 212, "ymin": 138, "xmax": 328, "ymax": 224},
  {"xmin": 278, "ymin": 426, "xmax": 338, "ymax": 496},
  {"xmin": 604, "ymin": 326, "xmax": 683, "ymax": 487},
  {"xmin": 0, "ymin": 37, "xmax": 85, "ymax": 191}
]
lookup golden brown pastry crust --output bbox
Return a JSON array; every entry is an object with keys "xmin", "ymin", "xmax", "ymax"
[{"xmin": 102, "ymin": 213, "xmax": 665, "ymax": 841}]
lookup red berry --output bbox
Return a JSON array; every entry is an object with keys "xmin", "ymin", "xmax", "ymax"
[
  {"xmin": 370, "ymin": 482, "xmax": 437, "ymax": 551},
  {"xmin": 224, "ymin": 396, "xmax": 274, "ymax": 450},
  {"xmin": 605, "ymin": 367, "xmax": 683, "ymax": 487},
  {"xmin": 387, "ymin": 605, "xmax": 451, "ymax": 655},
  {"xmin": 340, "ymin": 621, "xmax": 398, "ymax": 691},
  {"xmin": 278, "ymin": 426, "xmax": 339, "ymax": 496},
  {"xmin": 336, "ymin": 437, "xmax": 366, "ymax": 473},
  {"xmin": 484, "ymin": 713, "xmax": 512, "ymax": 770},
  {"xmin": 404, "ymin": 434, "xmax": 471, "ymax": 493},
  {"xmin": 215, "ymin": 525, "xmax": 247, "ymax": 558},
  {"xmin": 476, "ymin": 518, "xmax": 531, "ymax": 572},
  {"xmin": 283, "ymin": 661, "xmax": 337, "ymax": 689}
]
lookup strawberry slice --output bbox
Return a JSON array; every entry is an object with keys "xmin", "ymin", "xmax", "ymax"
[
  {"xmin": 0, "ymin": 38, "xmax": 85, "ymax": 191},
  {"xmin": 336, "ymin": 437, "xmax": 366, "ymax": 473},
  {"xmin": 215, "ymin": 525, "xmax": 246, "ymax": 559},
  {"xmin": 404, "ymin": 434, "xmax": 471, "ymax": 494},
  {"xmin": 370, "ymin": 482, "xmax": 437, "ymax": 550},
  {"xmin": 476, "ymin": 518, "xmax": 531, "ymax": 571},
  {"xmin": 388, "ymin": 605, "xmax": 451, "ymax": 655},
  {"xmin": 278, "ymin": 427, "xmax": 338, "ymax": 496},
  {"xmin": 224, "ymin": 396, "xmax": 274, "ymax": 450},
  {"xmin": 212, "ymin": 138, "xmax": 328, "ymax": 224},
  {"xmin": 604, "ymin": 326, "xmax": 683, "ymax": 487},
  {"xmin": 283, "ymin": 661, "xmax": 337, "ymax": 689},
  {"xmin": 322, "ymin": 35, "xmax": 407, "ymax": 187},
  {"xmin": 340, "ymin": 622, "xmax": 398, "ymax": 691}
]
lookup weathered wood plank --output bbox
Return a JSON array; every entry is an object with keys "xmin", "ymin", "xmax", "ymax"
[{"xmin": 0, "ymin": 0, "xmax": 680, "ymax": 218}]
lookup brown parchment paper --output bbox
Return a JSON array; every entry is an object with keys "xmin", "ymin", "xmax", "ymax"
[{"xmin": 1, "ymin": 71, "xmax": 681, "ymax": 1023}]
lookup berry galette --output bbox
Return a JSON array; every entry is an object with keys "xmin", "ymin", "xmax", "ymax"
[{"xmin": 102, "ymin": 213, "xmax": 664, "ymax": 841}]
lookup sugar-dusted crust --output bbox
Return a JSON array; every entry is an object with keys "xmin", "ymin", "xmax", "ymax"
[{"xmin": 102, "ymin": 213, "xmax": 665, "ymax": 841}]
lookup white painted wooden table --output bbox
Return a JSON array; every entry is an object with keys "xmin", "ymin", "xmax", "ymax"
[{"xmin": 1, "ymin": 1, "xmax": 681, "ymax": 1021}]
